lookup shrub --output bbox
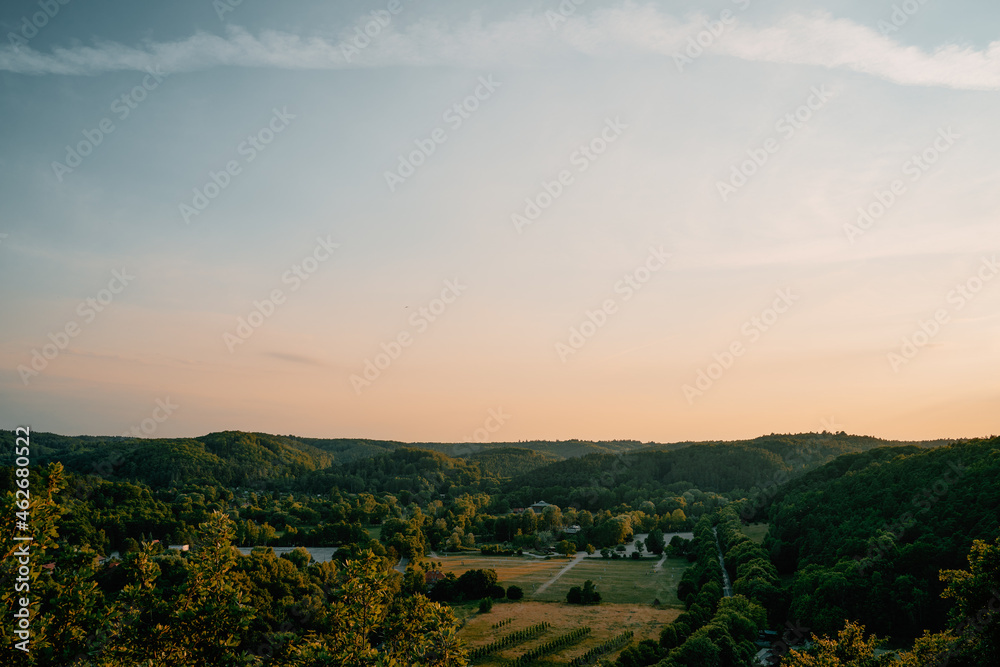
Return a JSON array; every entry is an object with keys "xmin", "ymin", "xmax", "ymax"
[
  {"xmin": 507, "ymin": 585, "xmax": 524, "ymax": 600},
  {"xmin": 566, "ymin": 579, "xmax": 601, "ymax": 605},
  {"xmin": 479, "ymin": 597, "xmax": 493, "ymax": 613}
]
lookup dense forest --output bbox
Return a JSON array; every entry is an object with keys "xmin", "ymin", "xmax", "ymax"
[
  {"xmin": 4, "ymin": 430, "xmax": 927, "ymax": 495},
  {"xmin": 758, "ymin": 439, "xmax": 1000, "ymax": 639},
  {"xmin": 2, "ymin": 429, "xmax": 996, "ymax": 666}
]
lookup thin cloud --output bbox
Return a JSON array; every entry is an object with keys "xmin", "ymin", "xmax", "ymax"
[
  {"xmin": 263, "ymin": 351, "xmax": 327, "ymax": 367},
  {"xmin": 1, "ymin": 9, "xmax": 999, "ymax": 90},
  {"xmin": 720, "ymin": 13, "xmax": 1000, "ymax": 91}
]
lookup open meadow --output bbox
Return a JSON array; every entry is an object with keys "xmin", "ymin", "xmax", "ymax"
[
  {"xmin": 427, "ymin": 553, "xmax": 565, "ymax": 592},
  {"xmin": 531, "ymin": 557, "xmax": 689, "ymax": 606},
  {"xmin": 427, "ymin": 552, "xmax": 690, "ymax": 607}
]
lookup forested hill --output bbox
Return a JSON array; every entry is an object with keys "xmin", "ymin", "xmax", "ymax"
[
  {"xmin": 1, "ymin": 429, "xmax": 949, "ymax": 493},
  {"xmin": 294, "ymin": 447, "xmax": 496, "ymax": 496},
  {"xmin": 754, "ymin": 436, "xmax": 1000, "ymax": 640},
  {"xmin": 5, "ymin": 430, "xmax": 333, "ymax": 487},
  {"xmin": 502, "ymin": 432, "xmax": 928, "ymax": 510},
  {"xmin": 468, "ymin": 447, "xmax": 559, "ymax": 477},
  {"xmin": 296, "ymin": 436, "xmax": 645, "ymax": 461}
]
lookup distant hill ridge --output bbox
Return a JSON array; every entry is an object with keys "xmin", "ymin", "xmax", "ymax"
[{"xmin": 0, "ymin": 428, "xmax": 956, "ymax": 492}]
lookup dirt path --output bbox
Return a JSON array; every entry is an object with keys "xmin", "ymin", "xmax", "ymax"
[
  {"xmin": 653, "ymin": 553, "xmax": 668, "ymax": 571},
  {"xmin": 534, "ymin": 553, "xmax": 586, "ymax": 594}
]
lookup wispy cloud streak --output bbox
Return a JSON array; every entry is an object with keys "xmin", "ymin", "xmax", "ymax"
[{"xmin": 2, "ymin": 9, "xmax": 999, "ymax": 90}]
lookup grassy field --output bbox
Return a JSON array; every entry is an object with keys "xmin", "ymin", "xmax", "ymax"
[
  {"xmin": 741, "ymin": 523, "xmax": 770, "ymax": 544},
  {"xmin": 366, "ymin": 525, "xmax": 381, "ymax": 540},
  {"xmin": 427, "ymin": 553, "xmax": 690, "ymax": 607},
  {"xmin": 427, "ymin": 554, "xmax": 565, "ymax": 592},
  {"xmin": 457, "ymin": 600, "xmax": 681, "ymax": 666},
  {"xmin": 532, "ymin": 558, "xmax": 689, "ymax": 606}
]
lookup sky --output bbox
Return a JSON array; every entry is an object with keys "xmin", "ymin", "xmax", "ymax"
[{"xmin": 1, "ymin": 0, "xmax": 998, "ymax": 443}]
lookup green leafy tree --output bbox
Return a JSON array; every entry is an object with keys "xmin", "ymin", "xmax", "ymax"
[
  {"xmin": 781, "ymin": 621, "xmax": 893, "ymax": 667},
  {"xmin": 937, "ymin": 536, "xmax": 1000, "ymax": 665},
  {"xmin": 645, "ymin": 528, "xmax": 665, "ymax": 555},
  {"xmin": 567, "ymin": 580, "xmax": 601, "ymax": 605},
  {"xmin": 100, "ymin": 511, "xmax": 255, "ymax": 666},
  {"xmin": 288, "ymin": 551, "xmax": 466, "ymax": 666}
]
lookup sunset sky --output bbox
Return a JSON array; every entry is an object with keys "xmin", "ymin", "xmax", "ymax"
[{"xmin": 1, "ymin": 0, "xmax": 998, "ymax": 443}]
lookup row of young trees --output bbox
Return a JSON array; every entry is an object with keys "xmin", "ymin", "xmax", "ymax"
[
  {"xmin": 466, "ymin": 622, "xmax": 551, "ymax": 660},
  {"xmin": 504, "ymin": 626, "xmax": 592, "ymax": 666},
  {"xmin": 569, "ymin": 629, "xmax": 634, "ymax": 666}
]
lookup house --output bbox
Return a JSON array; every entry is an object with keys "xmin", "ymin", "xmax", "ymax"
[
  {"xmin": 754, "ymin": 648, "xmax": 781, "ymax": 666},
  {"xmin": 425, "ymin": 570, "xmax": 446, "ymax": 586},
  {"xmin": 529, "ymin": 500, "xmax": 551, "ymax": 514},
  {"xmin": 564, "ymin": 525, "xmax": 581, "ymax": 535},
  {"xmin": 755, "ymin": 630, "xmax": 779, "ymax": 649}
]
